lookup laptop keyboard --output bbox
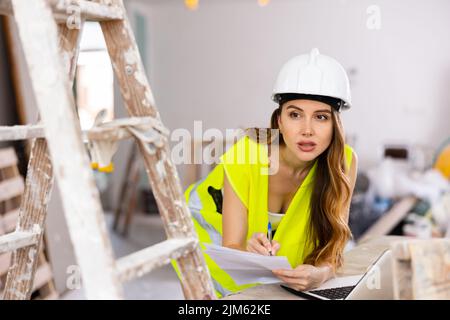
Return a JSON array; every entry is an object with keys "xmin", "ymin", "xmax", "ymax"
[{"xmin": 309, "ymin": 285, "xmax": 356, "ymax": 300}]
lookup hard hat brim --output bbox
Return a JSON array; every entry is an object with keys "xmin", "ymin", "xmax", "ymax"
[{"xmin": 273, "ymin": 93, "xmax": 350, "ymax": 112}]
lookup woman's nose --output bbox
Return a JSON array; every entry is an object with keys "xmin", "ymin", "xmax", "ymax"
[{"xmin": 300, "ymin": 118, "xmax": 314, "ymax": 136}]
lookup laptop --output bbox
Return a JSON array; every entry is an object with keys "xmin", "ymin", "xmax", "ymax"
[{"xmin": 280, "ymin": 249, "xmax": 394, "ymax": 300}]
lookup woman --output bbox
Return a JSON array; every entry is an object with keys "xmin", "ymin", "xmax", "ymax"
[{"xmin": 176, "ymin": 48, "xmax": 358, "ymax": 298}]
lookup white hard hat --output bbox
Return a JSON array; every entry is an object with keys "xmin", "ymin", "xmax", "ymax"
[{"xmin": 272, "ymin": 48, "xmax": 351, "ymax": 111}]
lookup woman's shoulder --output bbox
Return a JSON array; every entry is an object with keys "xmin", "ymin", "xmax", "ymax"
[
  {"xmin": 344, "ymin": 143, "xmax": 358, "ymax": 177},
  {"xmin": 220, "ymin": 132, "xmax": 268, "ymax": 166},
  {"xmin": 344, "ymin": 144, "xmax": 354, "ymax": 161},
  {"xmin": 219, "ymin": 135, "xmax": 249, "ymax": 164}
]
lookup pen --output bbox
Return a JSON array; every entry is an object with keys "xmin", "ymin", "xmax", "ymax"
[{"xmin": 267, "ymin": 222, "xmax": 272, "ymax": 256}]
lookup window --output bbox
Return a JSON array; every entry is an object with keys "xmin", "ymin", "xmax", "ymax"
[{"xmin": 76, "ymin": 22, "xmax": 114, "ymax": 130}]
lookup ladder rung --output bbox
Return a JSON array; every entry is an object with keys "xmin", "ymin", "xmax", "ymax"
[
  {"xmin": 84, "ymin": 125, "xmax": 134, "ymax": 142},
  {"xmin": 0, "ymin": 124, "xmax": 131, "ymax": 142},
  {"xmin": 0, "ymin": 176, "xmax": 25, "ymax": 203},
  {"xmin": 0, "ymin": 231, "xmax": 40, "ymax": 254},
  {"xmin": 1, "ymin": 0, "xmax": 124, "ymax": 21},
  {"xmin": 0, "ymin": 148, "xmax": 18, "ymax": 169},
  {"xmin": 0, "ymin": 125, "xmax": 45, "ymax": 141},
  {"xmin": 0, "ymin": 124, "xmax": 134, "ymax": 142},
  {"xmin": 51, "ymin": 0, "xmax": 124, "ymax": 22},
  {"xmin": 116, "ymin": 238, "xmax": 198, "ymax": 283},
  {"xmin": 86, "ymin": 116, "xmax": 168, "ymax": 142},
  {"xmin": 0, "ymin": 117, "xmax": 163, "ymax": 142}
]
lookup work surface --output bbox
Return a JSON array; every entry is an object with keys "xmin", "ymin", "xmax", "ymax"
[{"xmin": 222, "ymin": 236, "xmax": 408, "ymax": 300}]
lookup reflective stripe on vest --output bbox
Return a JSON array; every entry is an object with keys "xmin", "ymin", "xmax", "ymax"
[
  {"xmin": 211, "ymin": 277, "xmax": 232, "ymax": 297},
  {"xmin": 188, "ymin": 178, "xmax": 223, "ymax": 246}
]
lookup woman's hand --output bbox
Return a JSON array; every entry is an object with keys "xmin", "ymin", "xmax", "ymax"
[
  {"xmin": 246, "ymin": 233, "xmax": 280, "ymax": 256},
  {"xmin": 272, "ymin": 264, "xmax": 333, "ymax": 291}
]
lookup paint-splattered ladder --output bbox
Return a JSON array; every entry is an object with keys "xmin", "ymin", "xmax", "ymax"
[{"xmin": 0, "ymin": 0, "xmax": 215, "ymax": 300}]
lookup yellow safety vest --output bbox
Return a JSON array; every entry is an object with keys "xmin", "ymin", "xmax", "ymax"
[{"xmin": 172, "ymin": 135, "xmax": 354, "ymax": 298}]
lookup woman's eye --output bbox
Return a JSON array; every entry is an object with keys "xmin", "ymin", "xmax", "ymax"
[
  {"xmin": 316, "ymin": 114, "xmax": 329, "ymax": 120},
  {"xmin": 289, "ymin": 112, "xmax": 300, "ymax": 118}
]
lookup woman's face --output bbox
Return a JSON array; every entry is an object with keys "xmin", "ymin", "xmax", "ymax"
[{"xmin": 278, "ymin": 99, "xmax": 334, "ymax": 163}]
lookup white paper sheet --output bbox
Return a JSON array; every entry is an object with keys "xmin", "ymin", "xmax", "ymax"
[{"xmin": 204, "ymin": 243, "xmax": 292, "ymax": 285}]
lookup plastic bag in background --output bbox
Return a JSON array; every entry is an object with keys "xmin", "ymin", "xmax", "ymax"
[
  {"xmin": 368, "ymin": 158, "xmax": 449, "ymax": 205},
  {"xmin": 366, "ymin": 158, "xmax": 411, "ymax": 199},
  {"xmin": 400, "ymin": 170, "xmax": 449, "ymax": 209}
]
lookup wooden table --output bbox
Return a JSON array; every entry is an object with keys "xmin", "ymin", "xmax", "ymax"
[{"xmin": 222, "ymin": 235, "xmax": 409, "ymax": 300}]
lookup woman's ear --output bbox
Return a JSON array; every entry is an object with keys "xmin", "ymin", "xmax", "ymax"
[{"xmin": 277, "ymin": 111, "xmax": 282, "ymax": 132}]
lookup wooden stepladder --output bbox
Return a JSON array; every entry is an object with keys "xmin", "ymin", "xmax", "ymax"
[
  {"xmin": 0, "ymin": 148, "xmax": 58, "ymax": 299},
  {"xmin": 0, "ymin": 0, "xmax": 215, "ymax": 300}
]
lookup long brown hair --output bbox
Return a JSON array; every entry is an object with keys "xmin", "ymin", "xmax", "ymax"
[{"xmin": 248, "ymin": 105, "xmax": 352, "ymax": 270}]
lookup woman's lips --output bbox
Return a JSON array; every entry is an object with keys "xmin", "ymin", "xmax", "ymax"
[{"xmin": 297, "ymin": 143, "xmax": 316, "ymax": 152}]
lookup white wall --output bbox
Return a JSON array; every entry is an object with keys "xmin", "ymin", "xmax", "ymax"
[{"xmin": 125, "ymin": 0, "xmax": 450, "ymax": 173}]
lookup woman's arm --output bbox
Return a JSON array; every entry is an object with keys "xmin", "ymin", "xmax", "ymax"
[
  {"xmin": 222, "ymin": 173, "xmax": 249, "ymax": 251},
  {"xmin": 316, "ymin": 262, "xmax": 336, "ymax": 283},
  {"xmin": 222, "ymin": 172, "xmax": 278, "ymax": 255}
]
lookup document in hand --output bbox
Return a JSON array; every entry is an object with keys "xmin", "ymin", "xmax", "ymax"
[{"xmin": 204, "ymin": 243, "xmax": 292, "ymax": 285}]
